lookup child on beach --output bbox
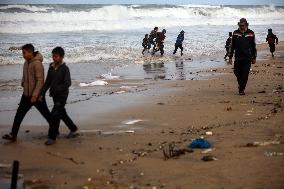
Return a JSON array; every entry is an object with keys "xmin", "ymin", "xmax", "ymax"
[
  {"xmin": 173, "ymin": 30, "xmax": 185, "ymax": 56},
  {"xmin": 39, "ymin": 47, "xmax": 78, "ymax": 145},
  {"xmin": 266, "ymin": 29, "xmax": 278, "ymax": 58},
  {"xmin": 152, "ymin": 29, "xmax": 166, "ymax": 56},
  {"xmin": 142, "ymin": 34, "xmax": 150, "ymax": 55},
  {"xmin": 2, "ymin": 44, "xmax": 52, "ymax": 142},
  {"xmin": 224, "ymin": 32, "xmax": 232, "ymax": 60}
]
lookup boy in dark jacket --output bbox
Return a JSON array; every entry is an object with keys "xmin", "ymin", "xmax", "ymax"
[
  {"xmin": 142, "ymin": 34, "xmax": 150, "ymax": 55},
  {"xmin": 173, "ymin": 30, "xmax": 185, "ymax": 56},
  {"xmin": 266, "ymin": 29, "xmax": 278, "ymax": 57},
  {"xmin": 152, "ymin": 29, "xmax": 166, "ymax": 56},
  {"xmin": 40, "ymin": 47, "xmax": 78, "ymax": 145},
  {"xmin": 224, "ymin": 32, "xmax": 232, "ymax": 60}
]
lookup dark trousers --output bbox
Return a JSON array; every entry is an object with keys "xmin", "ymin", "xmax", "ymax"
[
  {"xmin": 173, "ymin": 44, "xmax": 183, "ymax": 54},
  {"xmin": 11, "ymin": 95, "xmax": 51, "ymax": 137},
  {"xmin": 269, "ymin": 43, "xmax": 275, "ymax": 53},
  {"xmin": 224, "ymin": 47, "xmax": 230, "ymax": 58},
  {"xmin": 234, "ymin": 59, "xmax": 251, "ymax": 92},
  {"xmin": 48, "ymin": 96, "xmax": 77, "ymax": 140}
]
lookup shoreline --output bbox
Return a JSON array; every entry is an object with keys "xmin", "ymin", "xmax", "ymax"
[{"xmin": 0, "ymin": 42, "xmax": 283, "ymax": 189}]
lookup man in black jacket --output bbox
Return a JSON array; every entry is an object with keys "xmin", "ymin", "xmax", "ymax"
[
  {"xmin": 229, "ymin": 18, "xmax": 257, "ymax": 95},
  {"xmin": 40, "ymin": 47, "xmax": 78, "ymax": 145}
]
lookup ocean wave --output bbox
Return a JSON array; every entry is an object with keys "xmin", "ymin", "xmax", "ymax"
[
  {"xmin": 0, "ymin": 5, "xmax": 283, "ymax": 33},
  {"xmin": 0, "ymin": 4, "xmax": 53, "ymax": 12}
]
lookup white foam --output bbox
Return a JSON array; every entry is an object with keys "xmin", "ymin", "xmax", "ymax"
[
  {"xmin": 100, "ymin": 73, "xmax": 120, "ymax": 80},
  {"xmin": 79, "ymin": 80, "xmax": 108, "ymax": 87},
  {"xmin": 1, "ymin": 5, "xmax": 283, "ymax": 33}
]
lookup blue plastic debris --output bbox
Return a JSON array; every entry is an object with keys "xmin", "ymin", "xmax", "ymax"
[{"xmin": 188, "ymin": 138, "xmax": 212, "ymax": 149}]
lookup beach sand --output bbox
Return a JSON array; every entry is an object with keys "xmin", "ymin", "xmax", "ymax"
[{"xmin": 0, "ymin": 42, "xmax": 283, "ymax": 189}]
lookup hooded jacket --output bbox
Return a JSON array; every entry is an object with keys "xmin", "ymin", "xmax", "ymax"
[{"xmin": 22, "ymin": 51, "xmax": 44, "ymax": 97}]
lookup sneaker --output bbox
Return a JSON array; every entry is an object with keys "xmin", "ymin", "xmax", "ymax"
[
  {"xmin": 2, "ymin": 134, "xmax": 16, "ymax": 142},
  {"xmin": 45, "ymin": 138, "xmax": 56, "ymax": 145},
  {"xmin": 66, "ymin": 130, "xmax": 79, "ymax": 139}
]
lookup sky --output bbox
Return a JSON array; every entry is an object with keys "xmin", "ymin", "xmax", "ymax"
[{"xmin": 0, "ymin": 0, "xmax": 283, "ymax": 5}]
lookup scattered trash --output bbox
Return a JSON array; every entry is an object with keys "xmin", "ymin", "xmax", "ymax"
[
  {"xmin": 125, "ymin": 130, "xmax": 135, "ymax": 134},
  {"xmin": 25, "ymin": 130, "xmax": 30, "ymax": 133},
  {"xmin": 79, "ymin": 80, "xmax": 108, "ymax": 87},
  {"xmin": 0, "ymin": 163, "xmax": 11, "ymax": 168},
  {"xmin": 226, "ymin": 107, "xmax": 232, "ymax": 111},
  {"xmin": 119, "ymin": 86, "xmax": 137, "ymax": 90},
  {"xmin": 258, "ymin": 90, "xmax": 266, "ymax": 93},
  {"xmin": 244, "ymin": 141, "xmax": 281, "ymax": 147},
  {"xmin": 264, "ymin": 152, "xmax": 284, "ymax": 157},
  {"xmin": 122, "ymin": 119, "xmax": 143, "ymax": 125},
  {"xmin": 115, "ymin": 90, "xmax": 126, "ymax": 94},
  {"xmin": 188, "ymin": 138, "xmax": 212, "ymax": 149},
  {"xmin": 46, "ymin": 152, "xmax": 79, "ymax": 165},
  {"xmin": 163, "ymin": 144, "xmax": 194, "ymax": 160},
  {"xmin": 157, "ymin": 102, "xmax": 165, "ymax": 105},
  {"xmin": 201, "ymin": 155, "xmax": 217, "ymax": 161},
  {"xmin": 201, "ymin": 148, "xmax": 215, "ymax": 154},
  {"xmin": 205, "ymin": 131, "xmax": 213, "ymax": 136}
]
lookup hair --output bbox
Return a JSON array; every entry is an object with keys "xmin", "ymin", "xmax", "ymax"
[
  {"xmin": 229, "ymin": 32, "xmax": 232, "ymax": 36},
  {"xmin": 22, "ymin": 44, "xmax": 35, "ymax": 52},
  {"xmin": 145, "ymin": 34, "xmax": 148, "ymax": 37},
  {"xmin": 154, "ymin": 27, "xmax": 158, "ymax": 30},
  {"xmin": 52, "ymin": 46, "xmax": 65, "ymax": 57}
]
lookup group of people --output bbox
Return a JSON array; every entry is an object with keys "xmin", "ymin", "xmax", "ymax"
[
  {"xmin": 1, "ymin": 18, "xmax": 280, "ymax": 145},
  {"xmin": 142, "ymin": 27, "xmax": 185, "ymax": 56},
  {"xmin": 2, "ymin": 44, "xmax": 78, "ymax": 145}
]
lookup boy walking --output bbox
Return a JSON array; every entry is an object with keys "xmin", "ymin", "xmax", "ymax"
[
  {"xmin": 40, "ymin": 47, "xmax": 78, "ymax": 145},
  {"xmin": 2, "ymin": 44, "xmax": 52, "ymax": 142}
]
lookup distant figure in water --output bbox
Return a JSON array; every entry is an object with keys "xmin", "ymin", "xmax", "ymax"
[
  {"xmin": 148, "ymin": 26, "xmax": 158, "ymax": 51},
  {"xmin": 142, "ymin": 34, "xmax": 150, "ymax": 55},
  {"xmin": 152, "ymin": 29, "xmax": 166, "ymax": 56},
  {"xmin": 39, "ymin": 47, "xmax": 79, "ymax": 145},
  {"xmin": 224, "ymin": 32, "xmax": 233, "ymax": 60},
  {"xmin": 229, "ymin": 18, "xmax": 257, "ymax": 95},
  {"xmin": 173, "ymin": 30, "xmax": 185, "ymax": 56},
  {"xmin": 2, "ymin": 44, "xmax": 52, "ymax": 142},
  {"xmin": 266, "ymin": 29, "xmax": 278, "ymax": 58}
]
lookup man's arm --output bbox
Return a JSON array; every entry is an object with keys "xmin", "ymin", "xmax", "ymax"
[
  {"xmin": 40, "ymin": 68, "xmax": 52, "ymax": 97},
  {"xmin": 228, "ymin": 33, "xmax": 236, "ymax": 64},
  {"xmin": 275, "ymin": 35, "xmax": 278, "ymax": 44},
  {"xmin": 32, "ymin": 62, "xmax": 44, "ymax": 99}
]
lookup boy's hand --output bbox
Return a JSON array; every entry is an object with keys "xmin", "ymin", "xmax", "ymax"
[
  {"xmin": 38, "ymin": 96, "xmax": 43, "ymax": 102},
  {"xmin": 31, "ymin": 95, "xmax": 38, "ymax": 103},
  {"xmin": 252, "ymin": 59, "xmax": 256, "ymax": 64},
  {"xmin": 229, "ymin": 58, "xmax": 233, "ymax": 65}
]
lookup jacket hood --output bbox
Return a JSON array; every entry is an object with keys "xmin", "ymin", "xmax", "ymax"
[{"xmin": 30, "ymin": 51, "xmax": 43, "ymax": 63}]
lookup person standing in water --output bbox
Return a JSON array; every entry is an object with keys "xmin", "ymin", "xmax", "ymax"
[
  {"xmin": 224, "ymin": 32, "xmax": 233, "ymax": 60},
  {"xmin": 40, "ymin": 47, "xmax": 78, "ymax": 145},
  {"xmin": 173, "ymin": 30, "xmax": 185, "ymax": 56},
  {"xmin": 266, "ymin": 29, "xmax": 278, "ymax": 58},
  {"xmin": 142, "ymin": 34, "xmax": 150, "ymax": 55},
  {"xmin": 229, "ymin": 18, "xmax": 257, "ymax": 95},
  {"xmin": 148, "ymin": 27, "xmax": 158, "ymax": 51},
  {"xmin": 152, "ymin": 29, "xmax": 166, "ymax": 56},
  {"xmin": 2, "ymin": 44, "xmax": 52, "ymax": 142}
]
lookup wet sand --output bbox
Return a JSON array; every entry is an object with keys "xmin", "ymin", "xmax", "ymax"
[{"xmin": 0, "ymin": 42, "xmax": 283, "ymax": 189}]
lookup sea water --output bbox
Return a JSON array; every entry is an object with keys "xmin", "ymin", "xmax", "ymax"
[{"xmin": 0, "ymin": 4, "xmax": 283, "ymax": 113}]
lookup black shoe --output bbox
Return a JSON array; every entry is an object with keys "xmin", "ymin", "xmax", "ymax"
[
  {"xmin": 181, "ymin": 52, "xmax": 183, "ymax": 56},
  {"xmin": 2, "ymin": 134, "xmax": 17, "ymax": 142},
  {"xmin": 45, "ymin": 138, "xmax": 56, "ymax": 145},
  {"xmin": 239, "ymin": 90, "xmax": 245, "ymax": 95}
]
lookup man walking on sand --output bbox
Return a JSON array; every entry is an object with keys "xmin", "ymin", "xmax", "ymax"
[
  {"xmin": 229, "ymin": 18, "xmax": 257, "ymax": 95},
  {"xmin": 2, "ymin": 44, "xmax": 52, "ymax": 142}
]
